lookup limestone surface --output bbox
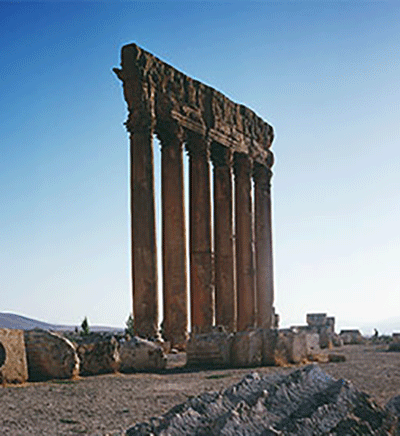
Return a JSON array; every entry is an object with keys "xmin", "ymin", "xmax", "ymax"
[
  {"xmin": 0, "ymin": 328, "xmax": 28, "ymax": 384},
  {"xmin": 127, "ymin": 365, "xmax": 397, "ymax": 435}
]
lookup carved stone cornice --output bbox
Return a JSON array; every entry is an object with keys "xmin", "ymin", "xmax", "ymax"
[{"xmin": 114, "ymin": 43, "xmax": 274, "ymax": 167}]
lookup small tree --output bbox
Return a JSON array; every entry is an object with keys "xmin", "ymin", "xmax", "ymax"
[
  {"xmin": 125, "ymin": 314, "xmax": 135, "ymax": 337},
  {"xmin": 80, "ymin": 316, "xmax": 90, "ymax": 336}
]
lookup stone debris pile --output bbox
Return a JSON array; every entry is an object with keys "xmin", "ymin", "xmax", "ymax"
[
  {"xmin": 127, "ymin": 365, "xmax": 398, "ymax": 436},
  {"xmin": 0, "ymin": 328, "xmax": 166, "ymax": 382}
]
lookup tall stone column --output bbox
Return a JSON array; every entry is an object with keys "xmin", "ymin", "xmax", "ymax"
[
  {"xmin": 128, "ymin": 121, "xmax": 159, "ymax": 339},
  {"xmin": 158, "ymin": 126, "xmax": 188, "ymax": 348},
  {"xmin": 187, "ymin": 133, "xmax": 214, "ymax": 333},
  {"xmin": 254, "ymin": 162, "xmax": 274, "ymax": 329},
  {"xmin": 234, "ymin": 153, "xmax": 256, "ymax": 331},
  {"xmin": 211, "ymin": 143, "xmax": 236, "ymax": 332}
]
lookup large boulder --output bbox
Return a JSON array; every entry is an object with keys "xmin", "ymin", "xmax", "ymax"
[
  {"xmin": 24, "ymin": 329, "xmax": 79, "ymax": 380},
  {"xmin": 127, "ymin": 365, "xmax": 397, "ymax": 435},
  {"xmin": 71, "ymin": 333, "xmax": 120, "ymax": 376},
  {"xmin": 0, "ymin": 328, "xmax": 28, "ymax": 384},
  {"xmin": 119, "ymin": 336, "xmax": 166, "ymax": 372}
]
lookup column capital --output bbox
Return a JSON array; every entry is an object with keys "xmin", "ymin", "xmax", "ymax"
[
  {"xmin": 233, "ymin": 152, "xmax": 252, "ymax": 177},
  {"xmin": 125, "ymin": 113, "xmax": 155, "ymax": 135},
  {"xmin": 185, "ymin": 131, "xmax": 211, "ymax": 159},
  {"xmin": 253, "ymin": 162, "xmax": 273, "ymax": 190},
  {"xmin": 211, "ymin": 142, "xmax": 233, "ymax": 168},
  {"xmin": 156, "ymin": 119, "xmax": 186, "ymax": 150}
]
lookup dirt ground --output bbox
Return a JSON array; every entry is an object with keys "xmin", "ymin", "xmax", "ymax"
[{"xmin": 1, "ymin": 344, "xmax": 399, "ymax": 435}]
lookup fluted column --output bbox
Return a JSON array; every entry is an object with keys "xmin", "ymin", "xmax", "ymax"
[
  {"xmin": 187, "ymin": 133, "xmax": 214, "ymax": 333},
  {"xmin": 234, "ymin": 153, "xmax": 256, "ymax": 331},
  {"xmin": 211, "ymin": 143, "xmax": 236, "ymax": 332},
  {"xmin": 254, "ymin": 162, "xmax": 274, "ymax": 329},
  {"xmin": 128, "ymin": 121, "xmax": 159, "ymax": 339},
  {"xmin": 158, "ymin": 126, "xmax": 188, "ymax": 348}
]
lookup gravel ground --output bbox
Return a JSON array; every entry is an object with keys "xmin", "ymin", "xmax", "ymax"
[{"xmin": 0, "ymin": 344, "xmax": 399, "ymax": 435}]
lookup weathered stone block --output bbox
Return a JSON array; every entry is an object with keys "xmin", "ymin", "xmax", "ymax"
[
  {"xmin": 24, "ymin": 330, "xmax": 79, "ymax": 380},
  {"xmin": 231, "ymin": 330, "xmax": 263, "ymax": 367},
  {"xmin": 73, "ymin": 333, "xmax": 120, "ymax": 376},
  {"xmin": 274, "ymin": 329, "xmax": 308, "ymax": 365},
  {"xmin": 340, "ymin": 329, "xmax": 364, "ymax": 345},
  {"xmin": 305, "ymin": 332, "xmax": 321, "ymax": 356},
  {"xmin": 186, "ymin": 331, "xmax": 233, "ymax": 367},
  {"xmin": 306, "ymin": 313, "xmax": 327, "ymax": 327},
  {"xmin": 0, "ymin": 329, "xmax": 28, "ymax": 384},
  {"xmin": 119, "ymin": 337, "xmax": 167, "ymax": 372}
]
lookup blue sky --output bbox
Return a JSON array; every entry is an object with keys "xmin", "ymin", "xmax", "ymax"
[{"xmin": 1, "ymin": 1, "xmax": 399, "ymax": 334}]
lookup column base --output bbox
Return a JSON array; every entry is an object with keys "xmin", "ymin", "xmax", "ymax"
[{"xmin": 186, "ymin": 328, "xmax": 233, "ymax": 367}]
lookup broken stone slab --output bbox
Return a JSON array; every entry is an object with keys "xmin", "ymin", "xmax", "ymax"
[
  {"xmin": 231, "ymin": 329, "xmax": 263, "ymax": 367},
  {"xmin": 0, "ymin": 328, "xmax": 28, "ymax": 384},
  {"xmin": 119, "ymin": 336, "xmax": 167, "ymax": 372},
  {"xmin": 126, "ymin": 364, "xmax": 397, "ymax": 435},
  {"xmin": 186, "ymin": 330, "xmax": 233, "ymax": 367},
  {"xmin": 24, "ymin": 329, "xmax": 79, "ymax": 381},
  {"xmin": 386, "ymin": 396, "xmax": 400, "ymax": 436},
  {"xmin": 70, "ymin": 332, "xmax": 120, "ymax": 376},
  {"xmin": 388, "ymin": 342, "xmax": 400, "ymax": 352}
]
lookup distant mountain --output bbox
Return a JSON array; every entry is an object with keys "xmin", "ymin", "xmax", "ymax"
[{"xmin": 0, "ymin": 313, "xmax": 122, "ymax": 332}]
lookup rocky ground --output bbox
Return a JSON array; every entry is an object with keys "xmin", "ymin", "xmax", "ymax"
[{"xmin": 0, "ymin": 344, "xmax": 399, "ymax": 435}]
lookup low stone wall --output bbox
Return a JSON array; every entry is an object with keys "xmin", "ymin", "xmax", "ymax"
[{"xmin": 0, "ymin": 329, "xmax": 28, "ymax": 384}]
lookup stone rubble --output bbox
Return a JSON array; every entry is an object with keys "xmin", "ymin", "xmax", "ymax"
[{"xmin": 126, "ymin": 364, "xmax": 397, "ymax": 436}]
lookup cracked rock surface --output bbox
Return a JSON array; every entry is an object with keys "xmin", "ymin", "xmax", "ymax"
[{"xmin": 127, "ymin": 365, "xmax": 397, "ymax": 436}]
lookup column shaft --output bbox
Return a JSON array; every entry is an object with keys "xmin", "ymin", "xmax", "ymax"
[
  {"xmin": 254, "ymin": 163, "xmax": 274, "ymax": 329},
  {"xmin": 188, "ymin": 134, "xmax": 213, "ymax": 333},
  {"xmin": 234, "ymin": 154, "xmax": 256, "ymax": 331},
  {"xmin": 161, "ymin": 134, "xmax": 188, "ymax": 348},
  {"xmin": 212, "ymin": 145, "xmax": 236, "ymax": 332},
  {"xmin": 130, "ymin": 128, "xmax": 158, "ymax": 339}
]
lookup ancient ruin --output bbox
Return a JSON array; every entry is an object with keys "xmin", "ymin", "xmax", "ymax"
[{"xmin": 113, "ymin": 44, "xmax": 275, "ymax": 352}]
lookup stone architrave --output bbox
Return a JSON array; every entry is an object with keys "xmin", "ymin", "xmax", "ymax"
[
  {"xmin": 187, "ymin": 132, "xmax": 214, "ymax": 333},
  {"xmin": 211, "ymin": 143, "xmax": 236, "ymax": 332},
  {"xmin": 234, "ymin": 153, "xmax": 256, "ymax": 331},
  {"xmin": 158, "ymin": 125, "xmax": 188, "ymax": 349},
  {"xmin": 0, "ymin": 329, "xmax": 28, "ymax": 384}
]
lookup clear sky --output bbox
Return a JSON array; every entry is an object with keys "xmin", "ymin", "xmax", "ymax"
[{"xmin": 1, "ymin": 1, "xmax": 399, "ymax": 334}]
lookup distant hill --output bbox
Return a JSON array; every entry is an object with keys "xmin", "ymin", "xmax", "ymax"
[{"xmin": 0, "ymin": 313, "xmax": 122, "ymax": 332}]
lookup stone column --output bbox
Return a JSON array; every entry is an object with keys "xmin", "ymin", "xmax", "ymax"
[
  {"xmin": 254, "ymin": 162, "xmax": 274, "ymax": 329},
  {"xmin": 211, "ymin": 143, "xmax": 236, "ymax": 332},
  {"xmin": 234, "ymin": 153, "xmax": 256, "ymax": 331},
  {"xmin": 128, "ymin": 122, "xmax": 159, "ymax": 339},
  {"xmin": 187, "ymin": 133, "xmax": 214, "ymax": 333},
  {"xmin": 158, "ymin": 127, "xmax": 188, "ymax": 348}
]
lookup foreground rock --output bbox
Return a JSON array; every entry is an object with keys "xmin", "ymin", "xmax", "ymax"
[
  {"xmin": 24, "ymin": 329, "xmax": 79, "ymax": 380},
  {"xmin": 119, "ymin": 336, "xmax": 167, "ymax": 372},
  {"xmin": 127, "ymin": 365, "xmax": 397, "ymax": 435}
]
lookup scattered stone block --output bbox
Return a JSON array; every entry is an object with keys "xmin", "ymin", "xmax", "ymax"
[
  {"xmin": 306, "ymin": 313, "xmax": 327, "ymax": 327},
  {"xmin": 186, "ymin": 330, "xmax": 233, "ymax": 367},
  {"xmin": 386, "ymin": 396, "xmax": 400, "ymax": 435},
  {"xmin": 340, "ymin": 329, "xmax": 364, "ymax": 345},
  {"xmin": 0, "ymin": 329, "xmax": 28, "ymax": 384},
  {"xmin": 73, "ymin": 333, "xmax": 120, "ymax": 376},
  {"xmin": 231, "ymin": 330, "xmax": 263, "ymax": 367},
  {"xmin": 392, "ymin": 333, "xmax": 400, "ymax": 343},
  {"xmin": 274, "ymin": 329, "xmax": 308, "ymax": 365},
  {"xmin": 328, "ymin": 353, "xmax": 346, "ymax": 362},
  {"xmin": 24, "ymin": 329, "xmax": 79, "ymax": 381},
  {"xmin": 388, "ymin": 342, "xmax": 400, "ymax": 352},
  {"xmin": 305, "ymin": 332, "xmax": 321, "ymax": 356},
  {"xmin": 119, "ymin": 337, "xmax": 167, "ymax": 372}
]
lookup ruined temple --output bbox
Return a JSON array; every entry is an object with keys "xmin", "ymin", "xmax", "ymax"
[{"xmin": 114, "ymin": 44, "xmax": 274, "ymax": 352}]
